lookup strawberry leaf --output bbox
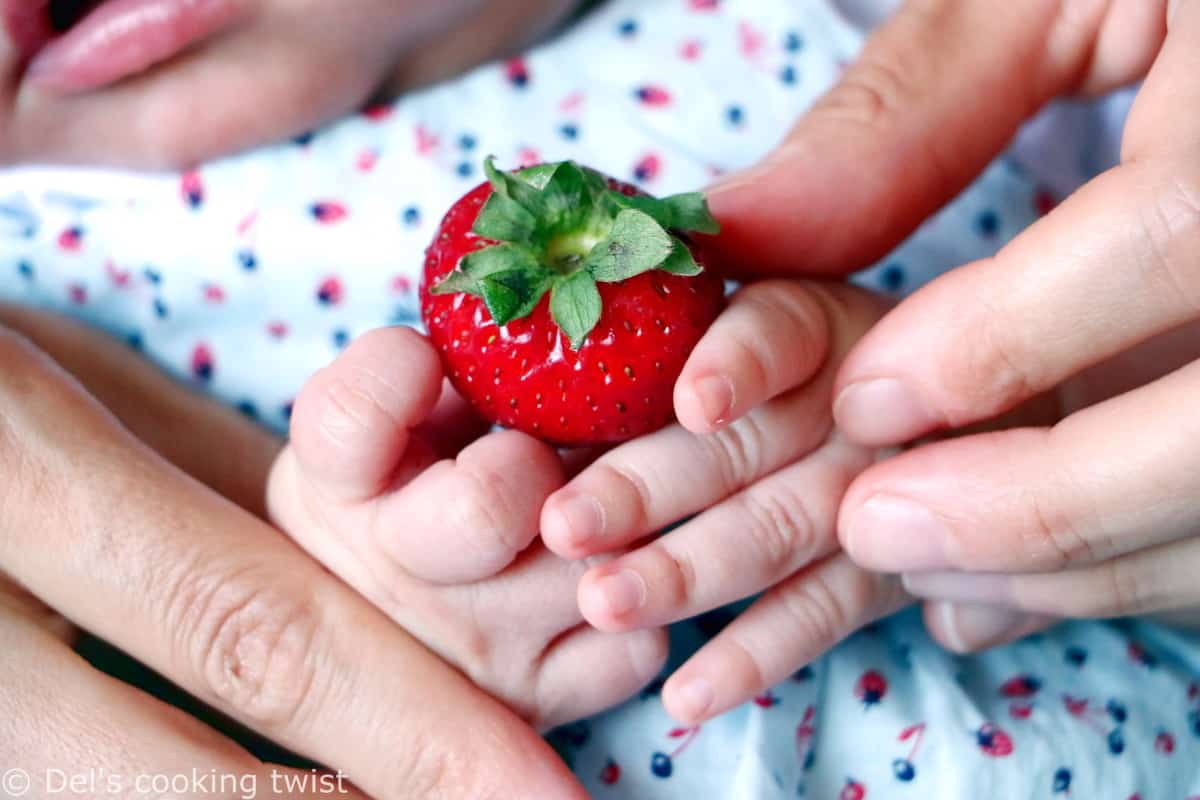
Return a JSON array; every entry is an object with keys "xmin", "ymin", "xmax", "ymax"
[
  {"xmin": 584, "ymin": 209, "xmax": 674, "ymax": 283},
  {"xmin": 431, "ymin": 244, "xmax": 553, "ymax": 325},
  {"xmin": 659, "ymin": 239, "xmax": 703, "ymax": 276},
  {"xmin": 550, "ymin": 270, "xmax": 602, "ymax": 349},
  {"xmin": 538, "ymin": 161, "xmax": 592, "ymax": 234},
  {"xmin": 474, "ymin": 192, "xmax": 537, "ymax": 243},
  {"xmin": 484, "ymin": 156, "xmax": 546, "ymax": 216},
  {"xmin": 479, "ymin": 270, "xmax": 554, "ymax": 324},
  {"xmin": 606, "ymin": 191, "xmax": 721, "ymax": 235}
]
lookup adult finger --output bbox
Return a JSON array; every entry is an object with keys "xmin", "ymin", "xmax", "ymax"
[
  {"xmin": 839, "ymin": 358, "xmax": 1200, "ymax": 575},
  {"xmin": 542, "ymin": 282, "xmax": 884, "ymax": 560},
  {"xmin": 705, "ymin": 0, "xmax": 1165, "ymax": 277},
  {"xmin": 1, "ymin": 610, "xmax": 369, "ymax": 800},
  {"xmin": 661, "ymin": 555, "xmax": 908, "ymax": 724},
  {"xmin": 289, "ymin": 326, "xmax": 443, "ymax": 503},
  {"xmin": 834, "ymin": 6, "xmax": 1200, "ymax": 447},
  {"xmin": 906, "ymin": 534, "xmax": 1200, "ymax": 622},
  {"xmin": 920, "ymin": 601, "xmax": 1055, "ymax": 655},
  {"xmin": 576, "ymin": 435, "xmax": 873, "ymax": 633},
  {"xmin": 0, "ymin": 333, "xmax": 586, "ymax": 800}
]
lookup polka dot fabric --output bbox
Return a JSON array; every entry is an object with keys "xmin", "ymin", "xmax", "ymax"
[{"xmin": 1, "ymin": 1, "xmax": 1195, "ymax": 797}]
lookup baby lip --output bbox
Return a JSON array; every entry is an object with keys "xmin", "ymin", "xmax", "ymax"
[{"xmin": 3, "ymin": 0, "xmax": 54, "ymax": 61}]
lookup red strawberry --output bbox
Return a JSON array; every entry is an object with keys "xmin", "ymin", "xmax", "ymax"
[{"xmin": 420, "ymin": 157, "xmax": 725, "ymax": 447}]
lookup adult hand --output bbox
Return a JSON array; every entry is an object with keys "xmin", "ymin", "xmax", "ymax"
[
  {"xmin": 0, "ymin": 325, "xmax": 586, "ymax": 799},
  {"xmin": 708, "ymin": 0, "xmax": 1200, "ymax": 652}
]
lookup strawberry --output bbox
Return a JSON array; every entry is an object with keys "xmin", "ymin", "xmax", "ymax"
[{"xmin": 420, "ymin": 157, "xmax": 725, "ymax": 447}]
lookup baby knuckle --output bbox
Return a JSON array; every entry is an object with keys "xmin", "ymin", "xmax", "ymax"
[
  {"xmin": 776, "ymin": 572, "xmax": 851, "ymax": 652},
  {"xmin": 389, "ymin": 736, "xmax": 458, "ymax": 798},
  {"xmin": 594, "ymin": 460, "xmax": 654, "ymax": 532},
  {"xmin": 818, "ymin": 53, "xmax": 914, "ymax": 129},
  {"xmin": 451, "ymin": 460, "xmax": 525, "ymax": 558},
  {"xmin": 741, "ymin": 488, "xmax": 816, "ymax": 580},
  {"xmin": 707, "ymin": 415, "xmax": 766, "ymax": 491},
  {"xmin": 650, "ymin": 545, "xmax": 698, "ymax": 609},
  {"xmin": 174, "ymin": 569, "xmax": 325, "ymax": 731}
]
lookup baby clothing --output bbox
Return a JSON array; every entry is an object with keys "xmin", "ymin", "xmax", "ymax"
[{"xmin": 2, "ymin": 0, "xmax": 1196, "ymax": 797}]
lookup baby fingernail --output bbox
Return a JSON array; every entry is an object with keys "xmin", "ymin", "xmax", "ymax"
[
  {"xmin": 597, "ymin": 569, "xmax": 647, "ymax": 617},
  {"xmin": 845, "ymin": 494, "xmax": 951, "ymax": 571},
  {"xmin": 545, "ymin": 491, "xmax": 605, "ymax": 552},
  {"xmin": 673, "ymin": 677, "xmax": 714, "ymax": 720},
  {"xmin": 692, "ymin": 374, "xmax": 734, "ymax": 427},
  {"xmin": 834, "ymin": 378, "xmax": 938, "ymax": 444},
  {"xmin": 938, "ymin": 602, "xmax": 1031, "ymax": 654}
]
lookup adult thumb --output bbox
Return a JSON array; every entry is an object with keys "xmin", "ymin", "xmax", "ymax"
[{"xmin": 705, "ymin": 0, "xmax": 1165, "ymax": 277}]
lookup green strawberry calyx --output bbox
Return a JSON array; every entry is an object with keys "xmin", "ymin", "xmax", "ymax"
[{"xmin": 430, "ymin": 156, "xmax": 721, "ymax": 350}]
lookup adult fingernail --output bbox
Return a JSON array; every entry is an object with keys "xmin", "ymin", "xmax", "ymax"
[
  {"xmin": 670, "ymin": 676, "xmax": 714, "ymax": 721},
  {"xmin": 902, "ymin": 571, "xmax": 1013, "ymax": 604},
  {"xmin": 844, "ymin": 494, "xmax": 951, "ymax": 571},
  {"xmin": 691, "ymin": 374, "xmax": 734, "ymax": 428},
  {"xmin": 705, "ymin": 161, "xmax": 772, "ymax": 197},
  {"xmin": 834, "ymin": 378, "xmax": 939, "ymax": 444},
  {"xmin": 936, "ymin": 601, "xmax": 1030, "ymax": 654},
  {"xmin": 597, "ymin": 569, "xmax": 647, "ymax": 617},
  {"xmin": 544, "ymin": 491, "xmax": 605, "ymax": 553}
]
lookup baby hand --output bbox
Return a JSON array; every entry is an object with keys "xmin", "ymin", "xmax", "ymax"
[
  {"xmin": 267, "ymin": 327, "xmax": 666, "ymax": 730},
  {"xmin": 541, "ymin": 281, "xmax": 910, "ymax": 724}
]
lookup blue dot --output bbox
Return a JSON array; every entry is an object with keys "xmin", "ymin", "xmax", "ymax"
[
  {"xmin": 780, "ymin": 65, "xmax": 798, "ymax": 85},
  {"xmin": 126, "ymin": 332, "xmax": 144, "ymax": 351},
  {"xmin": 617, "ymin": 18, "xmax": 638, "ymax": 36},
  {"xmin": 976, "ymin": 209, "xmax": 1000, "ymax": 237},
  {"xmin": 726, "ymin": 106, "xmax": 745, "ymax": 126},
  {"xmin": 403, "ymin": 206, "xmax": 422, "ymax": 226},
  {"xmin": 560, "ymin": 123, "xmax": 580, "ymax": 140},
  {"xmin": 1106, "ymin": 699, "xmax": 1127, "ymax": 724},
  {"xmin": 457, "ymin": 162, "xmax": 474, "ymax": 178},
  {"xmin": 153, "ymin": 299, "xmax": 169, "ymax": 319},
  {"xmin": 238, "ymin": 250, "xmax": 258, "ymax": 271},
  {"xmin": 17, "ymin": 260, "xmax": 34, "ymax": 280},
  {"xmin": 881, "ymin": 263, "xmax": 906, "ymax": 292},
  {"xmin": 1107, "ymin": 728, "xmax": 1125, "ymax": 755},
  {"xmin": 293, "ymin": 131, "xmax": 315, "ymax": 147},
  {"xmin": 236, "ymin": 401, "xmax": 259, "ymax": 420},
  {"xmin": 1065, "ymin": 646, "xmax": 1087, "ymax": 667},
  {"xmin": 650, "ymin": 753, "xmax": 672, "ymax": 779},
  {"xmin": 333, "ymin": 329, "xmax": 351, "ymax": 349},
  {"xmin": 1052, "ymin": 768, "xmax": 1071, "ymax": 793},
  {"xmin": 892, "ymin": 759, "xmax": 915, "ymax": 782},
  {"xmin": 792, "ymin": 665, "xmax": 814, "ymax": 682},
  {"xmin": 784, "ymin": 31, "xmax": 804, "ymax": 52},
  {"xmin": 562, "ymin": 721, "xmax": 591, "ymax": 748},
  {"xmin": 459, "ymin": 133, "xmax": 477, "ymax": 151},
  {"xmin": 144, "ymin": 267, "xmax": 162, "ymax": 284},
  {"xmin": 1188, "ymin": 709, "xmax": 1200, "ymax": 738}
]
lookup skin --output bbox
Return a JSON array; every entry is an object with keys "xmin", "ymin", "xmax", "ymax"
[
  {"xmin": 0, "ymin": 306, "xmax": 595, "ymax": 799},
  {"xmin": 1, "ymin": 0, "xmax": 574, "ymax": 167},
  {"xmin": 543, "ymin": 0, "xmax": 1200, "ymax": 723}
]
